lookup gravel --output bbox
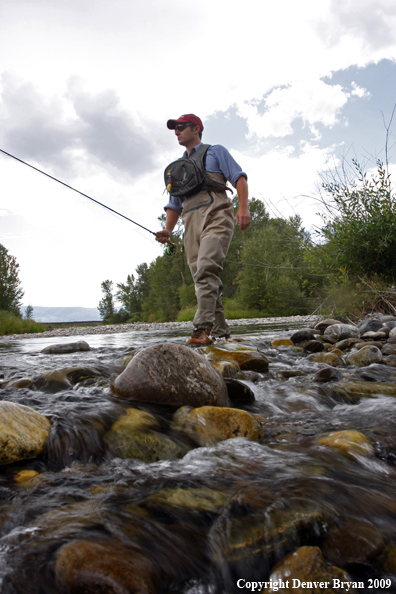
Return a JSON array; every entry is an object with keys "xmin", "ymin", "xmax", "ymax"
[{"xmin": 0, "ymin": 315, "xmax": 321, "ymax": 341}]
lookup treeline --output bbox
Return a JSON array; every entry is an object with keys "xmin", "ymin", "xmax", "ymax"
[{"xmin": 99, "ymin": 159, "xmax": 396, "ymax": 323}]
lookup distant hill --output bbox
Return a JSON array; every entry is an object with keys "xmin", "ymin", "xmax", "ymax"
[{"xmin": 25, "ymin": 306, "xmax": 101, "ymax": 323}]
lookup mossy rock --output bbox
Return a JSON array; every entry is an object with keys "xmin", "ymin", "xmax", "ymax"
[
  {"xmin": 201, "ymin": 344, "xmax": 269, "ymax": 372},
  {"xmin": 171, "ymin": 405, "xmax": 263, "ymax": 446},
  {"xmin": 0, "ymin": 401, "xmax": 51, "ymax": 465},
  {"xmin": 316, "ymin": 430, "xmax": 373, "ymax": 457}
]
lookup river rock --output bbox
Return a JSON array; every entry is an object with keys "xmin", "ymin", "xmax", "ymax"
[
  {"xmin": 111, "ymin": 343, "xmax": 230, "ymax": 408},
  {"xmin": 211, "ymin": 507, "xmax": 328, "ymax": 578},
  {"xmin": 261, "ymin": 546, "xmax": 357, "ymax": 594},
  {"xmin": 317, "ymin": 430, "xmax": 374, "ymax": 457},
  {"xmin": 321, "ymin": 519, "xmax": 384, "ymax": 567},
  {"xmin": 334, "ymin": 338, "xmax": 365, "ymax": 351},
  {"xmin": 224, "ymin": 378, "xmax": 256, "ymax": 404},
  {"xmin": 171, "ymin": 405, "xmax": 263, "ymax": 446},
  {"xmin": 30, "ymin": 370, "xmax": 73, "ymax": 393},
  {"xmin": 290, "ymin": 329, "xmax": 316, "ymax": 344},
  {"xmin": 375, "ymin": 545, "xmax": 396, "ymax": 574},
  {"xmin": 345, "ymin": 345, "xmax": 383, "ymax": 367},
  {"xmin": 314, "ymin": 318, "xmax": 340, "ymax": 333},
  {"xmin": 146, "ymin": 485, "xmax": 229, "ymax": 513},
  {"xmin": 361, "ymin": 330, "xmax": 388, "ymax": 340},
  {"xmin": 41, "ymin": 340, "xmax": 90, "ymax": 354},
  {"xmin": 209, "ymin": 360, "xmax": 239, "ymax": 378},
  {"xmin": 201, "ymin": 344, "xmax": 269, "ymax": 372},
  {"xmin": 324, "ymin": 324, "xmax": 360, "ymax": 341},
  {"xmin": 385, "ymin": 320, "xmax": 396, "ymax": 328},
  {"xmin": 383, "ymin": 344, "xmax": 396, "ymax": 356},
  {"xmin": 103, "ymin": 409, "xmax": 187, "ymax": 463},
  {"xmin": 313, "ymin": 367, "xmax": 343, "ymax": 383},
  {"xmin": 322, "ymin": 380, "xmax": 396, "ymax": 403},
  {"xmin": 55, "ymin": 538, "xmax": 156, "ymax": 594},
  {"xmin": 307, "ymin": 352, "xmax": 344, "ymax": 367},
  {"xmin": 271, "ymin": 339, "xmax": 293, "ymax": 347},
  {"xmin": 390, "ymin": 327, "xmax": 396, "ymax": 339},
  {"xmin": 357, "ymin": 318, "xmax": 384, "ymax": 333},
  {"xmin": 0, "ymin": 401, "xmax": 51, "ymax": 464}
]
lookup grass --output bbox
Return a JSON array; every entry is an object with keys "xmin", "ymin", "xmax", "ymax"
[
  {"xmin": 0, "ymin": 311, "xmax": 46, "ymax": 336},
  {"xmin": 176, "ymin": 300, "xmax": 267, "ymax": 322}
]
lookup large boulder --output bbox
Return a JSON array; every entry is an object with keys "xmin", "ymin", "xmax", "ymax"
[
  {"xmin": 111, "ymin": 343, "xmax": 230, "ymax": 407},
  {"xmin": 0, "ymin": 401, "xmax": 51, "ymax": 464}
]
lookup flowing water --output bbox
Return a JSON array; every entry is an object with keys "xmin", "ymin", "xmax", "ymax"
[{"xmin": 1, "ymin": 324, "xmax": 396, "ymax": 593}]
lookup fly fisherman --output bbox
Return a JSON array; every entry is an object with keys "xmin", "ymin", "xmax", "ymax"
[{"xmin": 156, "ymin": 114, "xmax": 251, "ymax": 345}]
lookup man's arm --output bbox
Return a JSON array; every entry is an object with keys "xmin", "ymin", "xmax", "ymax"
[
  {"xmin": 155, "ymin": 208, "xmax": 180, "ymax": 244},
  {"xmin": 235, "ymin": 176, "xmax": 251, "ymax": 231}
]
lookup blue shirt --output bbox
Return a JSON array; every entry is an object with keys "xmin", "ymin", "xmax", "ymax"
[{"xmin": 164, "ymin": 143, "xmax": 247, "ymax": 214}]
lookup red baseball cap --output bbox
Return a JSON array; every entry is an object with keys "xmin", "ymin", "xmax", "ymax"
[{"xmin": 167, "ymin": 114, "xmax": 204, "ymax": 131}]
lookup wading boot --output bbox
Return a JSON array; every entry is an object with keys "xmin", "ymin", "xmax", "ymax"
[{"xmin": 186, "ymin": 327, "xmax": 213, "ymax": 345}]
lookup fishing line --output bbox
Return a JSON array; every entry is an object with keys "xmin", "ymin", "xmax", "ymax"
[{"xmin": 0, "ymin": 148, "xmax": 158, "ymax": 237}]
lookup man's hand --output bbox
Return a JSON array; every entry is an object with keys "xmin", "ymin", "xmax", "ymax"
[
  {"xmin": 155, "ymin": 229, "xmax": 171, "ymax": 244},
  {"xmin": 235, "ymin": 208, "xmax": 251, "ymax": 231}
]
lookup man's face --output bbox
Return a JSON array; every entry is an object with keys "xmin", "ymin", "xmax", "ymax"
[{"xmin": 175, "ymin": 123, "xmax": 200, "ymax": 147}]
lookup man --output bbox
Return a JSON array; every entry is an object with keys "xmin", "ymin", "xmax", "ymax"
[{"xmin": 156, "ymin": 114, "xmax": 250, "ymax": 345}]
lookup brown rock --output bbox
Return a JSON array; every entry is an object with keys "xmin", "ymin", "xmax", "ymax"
[
  {"xmin": 321, "ymin": 519, "xmax": 384, "ymax": 567},
  {"xmin": 172, "ymin": 405, "xmax": 263, "ymax": 445},
  {"xmin": 317, "ymin": 430, "xmax": 373, "ymax": 457},
  {"xmin": 201, "ymin": 343, "xmax": 269, "ymax": 372},
  {"xmin": 261, "ymin": 546, "xmax": 358, "ymax": 593},
  {"xmin": 55, "ymin": 538, "xmax": 156, "ymax": 594},
  {"xmin": 111, "ymin": 343, "xmax": 230, "ymax": 407}
]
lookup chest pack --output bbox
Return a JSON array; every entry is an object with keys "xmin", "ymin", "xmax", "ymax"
[{"xmin": 164, "ymin": 144, "xmax": 230, "ymax": 199}]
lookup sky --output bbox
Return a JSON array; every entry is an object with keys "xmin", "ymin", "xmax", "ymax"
[{"xmin": 1, "ymin": 0, "xmax": 396, "ymax": 311}]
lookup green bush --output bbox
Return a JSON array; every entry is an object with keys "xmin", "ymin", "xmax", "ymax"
[{"xmin": 0, "ymin": 310, "xmax": 46, "ymax": 335}]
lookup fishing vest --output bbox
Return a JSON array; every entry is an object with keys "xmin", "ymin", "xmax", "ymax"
[{"xmin": 164, "ymin": 144, "xmax": 231, "ymax": 200}]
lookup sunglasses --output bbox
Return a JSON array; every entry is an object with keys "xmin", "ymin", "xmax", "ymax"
[{"xmin": 175, "ymin": 123, "xmax": 192, "ymax": 131}]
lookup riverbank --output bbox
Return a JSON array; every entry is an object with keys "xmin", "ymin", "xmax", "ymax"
[{"xmin": 0, "ymin": 314, "xmax": 321, "ymax": 340}]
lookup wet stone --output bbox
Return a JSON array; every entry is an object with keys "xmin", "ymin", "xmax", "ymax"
[
  {"xmin": 345, "ymin": 345, "xmax": 383, "ymax": 367},
  {"xmin": 333, "ymin": 338, "xmax": 364, "ymax": 351},
  {"xmin": 314, "ymin": 318, "xmax": 340, "ymax": 333},
  {"xmin": 202, "ymin": 344, "xmax": 269, "ymax": 372},
  {"xmin": 262, "ymin": 546, "xmax": 357, "ymax": 594},
  {"xmin": 271, "ymin": 338, "xmax": 294, "ymax": 347},
  {"xmin": 357, "ymin": 318, "xmax": 384, "ymax": 333},
  {"xmin": 224, "ymin": 378, "xmax": 256, "ymax": 404},
  {"xmin": 41, "ymin": 340, "xmax": 90, "ymax": 354},
  {"xmin": 55, "ymin": 538, "xmax": 156, "ymax": 594},
  {"xmin": 290, "ymin": 329, "xmax": 316, "ymax": 344},
  {"xmin": 321, "ymin": 519, "xmax": 385, "ymax": 567},
  {"xmin": 171, "ymin": 405, "xmax": 263, "ymax": 446},
  {"xmin": 324, "ymin": 324, "xmax": 360, "ymax": 341},
  {"xmin": 0, "ymin": 401, "xmax": 51, "ymax": 465},
  {"xmin": 111, "ymin": 342, "xmax": 230, "ymax": 408},
  {"xmin": 317, "ymin": 430, "xmax": 374, "ymax": 457},
  {"xmin": 313, "ymin": 367, "xmax": 343, "ymax": 383}
]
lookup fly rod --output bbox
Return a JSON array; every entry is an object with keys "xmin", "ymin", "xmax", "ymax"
[{"xmin": 0, "ymin": 148, "xmax": 177, "ymax": 254}]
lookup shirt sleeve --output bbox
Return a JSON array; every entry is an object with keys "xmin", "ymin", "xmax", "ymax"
[
  {"xmin": 207, "ymin": 145, "xmax": 248, "ymax": 188},
  {"xmin": 164, "ymin": 194, "xmax": 183, "ymax": 215}
]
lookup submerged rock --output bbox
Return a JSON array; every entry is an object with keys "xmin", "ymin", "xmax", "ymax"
[
  {"xmin": 313, "ymin": 367, "xmax": 343, "ymax": 383},
  {"xmin": 103, "ymin": 408, "xmax": 187, "ymax": 463},
  {"xmin": 261, "ymin": 546, "xmax": 358, "ymax": 594},
  {"xmin": 41, "ymin": 340, "xmax": 90, "ymax": 354},
  {"xmin": 317, "ymin": 430, "xmax": 374, "ymax": 457},
  {"xmin": 55, "ymin": 539, "xmax": 156, "ymax": 594},
  {"xmin": 201, "ymin": 343, "xmax": 269, "ymax": 372},
  {"xmin": 171, "ymin": 405, "xmax": 263, "ymax": 446},
  {"xmin": 111, "ymin": 343, "xmax": 230, "ymax": 408},
  {"xmin": 321, "ymin": 519, "xmax": 384, "ymax": 567},
  {"xmin": 0, "ymin": 401, "xmax": 51, "ymax": 464}
]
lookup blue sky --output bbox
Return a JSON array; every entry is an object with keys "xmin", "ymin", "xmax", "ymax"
[{"xmin": 1, "ymin": 0, "xmax": 396, "ymax": 308}]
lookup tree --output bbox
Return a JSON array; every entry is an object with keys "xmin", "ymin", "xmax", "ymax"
[
  {"xmin": 0, "ymin": 244, "xmax": 24, "ymax": 314},
  {"xmin": 311, "ymin": 159, "xmax": 396, "ymax": 283},
  {"xmin": 97, "ymin": 280, "xmax": 115, "ymax": 322},
  {"xmin": 24, "ymin": 305, "xmax": 34, "ymax": 320}
]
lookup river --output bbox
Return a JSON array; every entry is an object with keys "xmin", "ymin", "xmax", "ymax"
[{"xmin": 1, "ymin": 322, "xmax": 396, "ymax": 593}]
